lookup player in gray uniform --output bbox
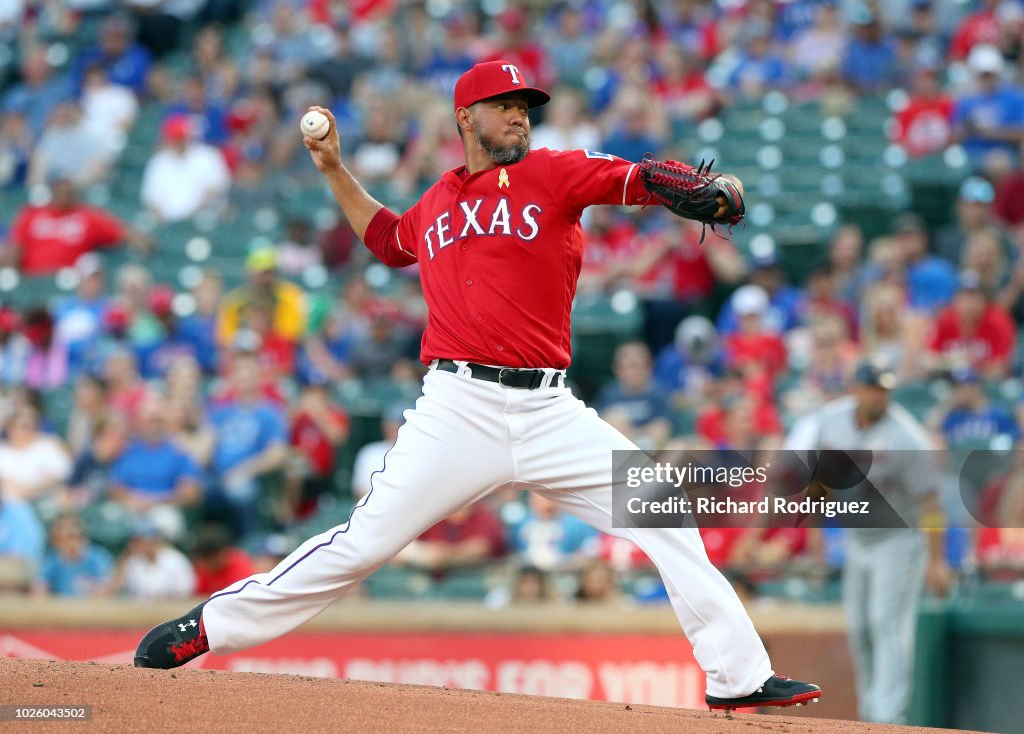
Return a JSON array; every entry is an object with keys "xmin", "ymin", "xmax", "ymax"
[{"xmin": 785, "ymin": 359, "xmax": 953, "ymax": 724}]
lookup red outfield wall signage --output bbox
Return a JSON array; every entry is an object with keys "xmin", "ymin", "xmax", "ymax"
[{"xmin": 1, "ymin": 631, "xmax": 703, "ymax": 707}]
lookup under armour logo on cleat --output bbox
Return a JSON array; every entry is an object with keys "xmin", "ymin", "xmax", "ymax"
[{"xmin": 178, "ymin": 619, "xmax": 198, "ymax": 632}]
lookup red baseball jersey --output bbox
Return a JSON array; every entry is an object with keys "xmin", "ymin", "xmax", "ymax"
[{"xmin": 364, "ymin": 148, "xmax": 659, "ymax": 369}]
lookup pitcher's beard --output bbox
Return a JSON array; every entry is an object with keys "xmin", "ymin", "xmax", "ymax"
[{"xmin": 477, "ymin": 128, "xmax": 529, "ymax": 164}]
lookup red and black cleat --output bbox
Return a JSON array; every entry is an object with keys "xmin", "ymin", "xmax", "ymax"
[
  {"xmin": 706, "ymin": 675, "xmax": 822, "ymax": 713},
  {"xmin": 134, "ymin": 602, "xmax": 210, "ymax": 669}
]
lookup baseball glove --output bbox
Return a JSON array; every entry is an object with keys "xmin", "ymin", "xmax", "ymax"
[{"xmin": 638, "ymin": 155, "xmax": 745, "ymax": 242}]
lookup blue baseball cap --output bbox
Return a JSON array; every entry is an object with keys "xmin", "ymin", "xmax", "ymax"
[{"xmin": 959, "ymin": 176, "xmax": 994, "ymax": 204}]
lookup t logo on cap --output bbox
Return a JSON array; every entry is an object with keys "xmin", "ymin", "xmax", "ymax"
[{"xmin": 453, "ymin": 60, "xmax": 551, "ymax": 112}]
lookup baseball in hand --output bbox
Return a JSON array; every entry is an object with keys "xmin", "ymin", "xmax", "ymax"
[{"xmin": 300, "ymin": 110, "xmax": 330, "ymax": 140}]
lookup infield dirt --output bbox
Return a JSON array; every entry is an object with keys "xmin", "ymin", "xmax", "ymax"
[{"xmin": 0, "ymin": 658, "xmax": 991, "ymax": 734}]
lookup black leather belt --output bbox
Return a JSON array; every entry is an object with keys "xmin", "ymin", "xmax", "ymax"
[{"xmin": 436, "ymin": 359, "xmax": 563, "ymax": 389}]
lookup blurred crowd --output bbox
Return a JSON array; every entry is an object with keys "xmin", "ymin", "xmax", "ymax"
[{"xmin": 0, "ymin": 0, "xmax": 1023, "ymax": 605}]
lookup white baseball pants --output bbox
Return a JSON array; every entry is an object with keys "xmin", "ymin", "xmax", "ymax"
[{"xmin": 202, "ymin": 366, "xmax": 773, "ymax": 698}]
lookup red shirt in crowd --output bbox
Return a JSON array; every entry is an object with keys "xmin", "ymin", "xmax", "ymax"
[
  {"xmin": 723, "ymin": 332, "xmax": 788, "ymax": 377},
  {"xmin": 697, "ymin": 400, "xmax": 783, "ymax": 445},
  {"xmin": 418, "ymin": 503, "xmax": 506, "ymax": 558},
  {"xmin": 193, "ymin": 548, "xmax": 258, "ymax": 596},
  {"xmin": 364, "ymin": 147, "xmax": 656, "ymax": 369},
  {"xmin": 892, "ymin": 95, "xmax": 954, "ymax": 157},
  {"xmin": 637, "ymin": 229, "xmax": 717, "ymax": 302},
  {"xmin": 949, "ymin": 11, "xmax": 1001, "ymax": 60},
  {"xmin": 290, "ymin": 406, "xmax": 350, "ymax": 477},
  {"xmin": 10, "ymin": 204, "xmax": 124, "ymax": 275},
  {"xmin": 928, "ymin": 304, "xmax": 1016, "ymax": 372},
  {"xmin": 995, "ymin": 172, "xmax": 1024, "ymax": 227}
]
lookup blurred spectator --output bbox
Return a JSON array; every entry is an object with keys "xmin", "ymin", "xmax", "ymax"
[
  {"xmin": 595, "ymin": 341, "xmax": 672, "ymax": 450},
  {"xmin": 927, "ymin": 270, "xmax": 1016, "ymax": 378},
  {"xmin": 790, "ymin": 1, "xmax": 847, "ymax": 81},
  {"xmin": 696, "ymin": 367, "xmax": 784, "ymax": 446},
  {"xmin": 396, "ymin": 501, "xmax": 506, "ymax": 574},
  {"xmin": 52, "ymin": 254, "xmax": 112, "ymax": 377},
  {"xmin": 1, "ymin": 46, "xmax": 72, "ymax": 134},
  {"xmin": 634, "ymin": 215, "xmax": 746, "ymax": 352},
  {"xmin": 891, "ymin": 60, "xmax": 953, "ymax": 157},
  {"xmin": 175, "ymin": 270, "xmax": 222, "ymax": 374},
  {"xmin": 108, "ymin": 397, "xmax": 202, "ymax": 532},
  {"xmin": 485, "ymin": 9, "xmax": 553, "ymax": 92},
  {"xmin": 26, "ymin": 100, "xmax": 115, "ymax": 189},
  {"xmin": 652, "ymin": 45, "xmax": 718, "ymax": 124},
  {"xmin": 191, "ymin": 523, "xmax": 257, "ymax": 595},
  {"xmin": 103, "ymin": 347, "xmax": 152, "ymax": 423},
  {"xmin": 277, "ymin": 218, "xmax": 323, "ymax": 277},
  {"xmin": 893, "ymin": 211, "xmax": 958, "ymax": 313},
  {"xmin": 797, "ymin": 266, "xmax": 858, "ymax": 336},
  {"xmin": 21, "ymin": 305, "xmax": 68, "ymax": 390},
  {"xmin": 992, "ymin": 153, "xmax": 1024, "ymax": 236},
  {"xmin": 65, "ymin": 373, "xmax": 108, "ymax": 456},
  {"xmin": 0, "ymin": 110, "xmax": 32, "ymax": 189},
  {"xmin": 352, "ymin": 403, "xmax": 406, "ymax": 500},
  {"xmin": 72, "ymin": 13, "xmax": 152, "ymax": 95},
  {"xmin": 784, "ymin": 314, "xmax": 858, "ymax": 415},
  {"xmin": 840, "ymin": 6, "xmax": 897, "ymax": 93},
  {"xmin": 653, "ymin": 315, "xmax": 725, "ymax": 409},
  {"xmin": 728, "ymin": 21, "xmax": 792, "ymax": 97},
  {"xmin": 164, "ymin": 394, "xmax": 215, "ymax": 470},
  {"xmin": 974, "ymin": 526, "xmax": 1024, "ymax": 582},
  {"xmin": 282, "ymin": 377, "xmax": 349, "ymax": 522},
  {"xmin": 935, "ymin": 176, "xmax": 1018, "ymax": 266},
  {"xmin": 951, "ymin": 45, "xmax": 1024, "ymax": 171},
  {"xmin": 216, "ymin": 246, "xmax": 306, "ymax": 348},
  {"xmin": 0, "ymin": 308, "xmax": 28, "ymax": 386},
  {"xmin": 928, "ymin": 367, "xmax": 1020, "ymax": 447},
  {"xmin": 348, "ymin": 306, "xmax": 418, "ymax": 384},
  {"xmin": 0, "ymin": 493, "xmax": 45, "ymax": 582},
  {"xmin": 507, "ymin": 565, "xmax": 552, "ymax": 604},
  {"xmin": 32, "ymin": 512, "xmax": 113, "ymax": 597},
  {"xmin": 949, "ymin": 0, "xmax": 1002, "ymax": 60},
  {"xmin": 541, "ymin": 6, "xmax": 592, "ymax": 89},
  {"xmin": 962, "ymin": 230, "xmax": 1010, "ymax": 297},
  {"xmin": 506, "ymin": 492, "xmax": 598, "ymax": 572},
  {"xmin": 207, "ymin": 354, "xmax": 288, "ymax": 537},
  {"xmin": 717, "ymin": 253, "xmax": 802, "ymax": 335},
  {"xmin": 664, "ymin": 0, "xmax": 721, "ymax": 61},
  {"xmin": 0, "ymin": 404, "xmax": 71, "ymax": 503},
  {"xmin": 529, "ymin": 88, "xmax": 600, "ymax": 151},
  {"xmin": 165, "ymin": 73, "xmax": 228, "ymax": 145},
  {"xmin": 66, "ymin": 412, "xmax": 129, "ymax": 506},
  {"xmin": 141, "ymin": 113, "xmax": 231, "ymax": 223},
  {"xmin": 112, "ymin": 517, "xmax": 196, "ymax": 599},
  {"xmin": 575, "ymin": 558, "xmax": 619, "ymax": 603},
  {"xmin": 80, "ymin": 63, "xmax": 138, "ymax": 147},
  {"xmin": 721, "ymin": 285, "xmax": 789, "ymax": 380},
  {"xmin": 4, "ymin": 178, "xmax": 151, "ymax": 276},
  {"xmin": 188, "ymin": 23, "xmax": 241, "ymax": 103},
  {"xmin": 860, "ymin": 282, "xmax": 928, "ymax": 379},
  {"xmin": 600, "ymin": 85, "xmax": 668, "ymax": 163}
]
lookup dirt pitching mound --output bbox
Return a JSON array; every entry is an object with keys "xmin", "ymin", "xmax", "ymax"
[{"xmin": 0, "ymin": 658, "xmax": 987, "ymax": 734}]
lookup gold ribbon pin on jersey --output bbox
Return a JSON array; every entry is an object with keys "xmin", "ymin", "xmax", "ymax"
[{"xmin": 498, "ymin": 168, "xmax": 510, "ymax": 189}]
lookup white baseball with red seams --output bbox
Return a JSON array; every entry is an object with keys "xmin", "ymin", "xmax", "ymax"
[{"xmin": 199, "ymin": 60, "xmax": 777, "ymax": 702}]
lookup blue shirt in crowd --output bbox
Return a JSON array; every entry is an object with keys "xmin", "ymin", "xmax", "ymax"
[
  {"xmin": 595, "ymin": 383, "xmax": 672, "ymax": 427},
  {"xmin": 0, "ymin": 499, "xmax": 45, "ymax": 568},
  {"xmin": 953, "ymin": 87, "xmax": 1024, "ymax": 164},
  {"xmin": 38, "ymin": 545, "xmax": 113, "ymax": 596},
  {"xmin": 208, "ymin": 401, "xmax": 287, "ymax": 475},
  {"xmin": 941, "ymin": 406, "xmax": 1020, "ymax": 447},
  {"xmin": 110, "ymin": 439, "xmax": 201, "ymax": 498}
]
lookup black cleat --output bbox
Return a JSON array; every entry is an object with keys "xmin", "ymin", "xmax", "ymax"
[
  {"xmin": 134, "ymin": 602, "xmax": 210, "ymax": 669},
  {"xmin": 706, "ymin": 675, "xmax": 822, "ymax": 711}
]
